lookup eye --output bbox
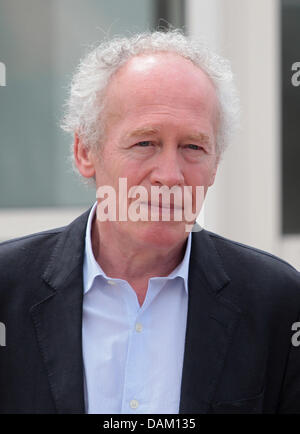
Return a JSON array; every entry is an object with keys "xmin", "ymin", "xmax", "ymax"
[
  {"xmin": 184, "ymin": 144, "xmax": 204, "ymax": 151},
  {"xmin": 136, "ymin": 141, "xmax": 153, "ymax": 147}
]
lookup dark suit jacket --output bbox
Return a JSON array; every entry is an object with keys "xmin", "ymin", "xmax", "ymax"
[{"xmin": 0, "ymin": 208, "xmax": 300, "ymax": 414}]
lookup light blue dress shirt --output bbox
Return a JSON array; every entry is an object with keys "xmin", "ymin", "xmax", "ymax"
[{"xmin": 82, "ymin": 202, "xmax": 191, "ymax": 414}]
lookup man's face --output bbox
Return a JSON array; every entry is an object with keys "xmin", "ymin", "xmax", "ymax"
[{"xmin": 87, "ymin": 53, "xmax": 219, "ymax": 250}]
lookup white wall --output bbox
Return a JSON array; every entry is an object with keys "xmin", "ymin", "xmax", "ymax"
[{"xmin": 187, "ymin": 0, "xmax": 299, "ymax": 269}]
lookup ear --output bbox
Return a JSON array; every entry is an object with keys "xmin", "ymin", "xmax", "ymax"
[{"xmin": 73, "ymin": 133, "xmax": 96, "ymax": 178}]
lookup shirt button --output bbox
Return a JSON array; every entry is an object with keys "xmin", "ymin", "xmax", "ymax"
[
  {"xmin": 135, "ymin": 323, "xmax": 143, "ymax": 333},
  {"xmin": 107, "ymin": 280, "xmax": 116, "ymax": 285},
  {"xmin": 130, "ymin": 399, "xmax": 139, "ymax": 409}
]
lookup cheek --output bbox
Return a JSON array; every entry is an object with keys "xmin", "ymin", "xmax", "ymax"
[
  {"xmin": 185, "ymin": 164, "xmax": 215, "ymax": 188},
  {"xmin": 201, "ymin": 157, "xmax": 218, "ymax": 184},
  {"xmin": 116, "ymin": 154, "xmax": 151, "ymax": 183},
  {"xmin": 100, "ymin": 159, "xmax": 148, "ymax": 190}
]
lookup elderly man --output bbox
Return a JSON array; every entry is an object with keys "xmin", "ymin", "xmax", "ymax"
[{"xmin": 0, "ymin": 30, "xmax": 300, "ymax": 414}]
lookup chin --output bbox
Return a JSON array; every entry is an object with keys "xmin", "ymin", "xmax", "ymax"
[{"xmin": 133, "ymin": 221, "xmax": 188, "ymax": 249}]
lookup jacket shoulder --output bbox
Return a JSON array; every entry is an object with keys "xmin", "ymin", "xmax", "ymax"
[
  {"xmin": 0, "ymin": 226, "xmax": 65, "ymax": 255},
  {"xmin": 203, "ymin": 230, "xmax": 300, "ymax": 292},
  {"xmin": 0, "ymin": 207, "xmax": 90, "ymax": 281},
  {"xmin": 207, "ymin": 230, "xmax": 296, "ymax": 270},
  {"xmin": 0, "ymin": 228, "xmax": 65, "ymax": 282}
]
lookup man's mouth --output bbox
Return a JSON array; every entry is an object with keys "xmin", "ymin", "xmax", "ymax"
[{"xmin": 140, "ymin": 201, "xmax": 183, "ymax": 211}]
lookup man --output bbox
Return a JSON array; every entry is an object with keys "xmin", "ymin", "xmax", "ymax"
[{"xmin": 0, "ymin": 30, "xmax": 300, "ymax": 414}]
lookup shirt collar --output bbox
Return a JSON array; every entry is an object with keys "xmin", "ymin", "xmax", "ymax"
[{"xmin": 83, "ymin": 201, "xmax": 192, "ymax": 295}]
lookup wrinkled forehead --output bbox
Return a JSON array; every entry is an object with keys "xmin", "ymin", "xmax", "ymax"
[{"xmin": 103, "ymin": 52, "xmax": 219, "ymax": 117}]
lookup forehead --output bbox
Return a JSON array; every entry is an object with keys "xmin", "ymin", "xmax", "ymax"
[{"xmin": 103, "ymin": 52, "xmax": 219, "ymax": 130}]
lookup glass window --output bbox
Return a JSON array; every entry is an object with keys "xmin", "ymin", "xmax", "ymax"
[
  {"xmin": 154, "ymin": 0, "xmax": 185, "ymax": 29},
  {"xmin": 281, "ymin": 0, "xmax": 300, "ymax": 234},
  {"xmin": 0, "ymin": 0, "xmax": 156, "ymax": 207}
]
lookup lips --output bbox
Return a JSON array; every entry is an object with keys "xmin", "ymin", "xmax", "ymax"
[{"xmin": 141, "ymin": 201, "xmax": 183, "ymax": 210}]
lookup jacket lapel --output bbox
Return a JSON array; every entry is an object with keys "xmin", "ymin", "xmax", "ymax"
[
  {"xmin": 179, "ymin": 229, "xmax": 242, "ymax": 414},
  {"xmin": 30, "ymin": 209, "xmax": 91, "ymax": 414}
]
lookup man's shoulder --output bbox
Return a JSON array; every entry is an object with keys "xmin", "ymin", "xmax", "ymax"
[
  {"xmin": 195, "ymin": 229, "xmax": 300, "ymax": 292},
  {"xmin": 192, "ymin": 230, "xmax": 300, "ymax": 313},
  {"xmin": 0, "ymin": 226, "xmax": 65, "ymax": 259},
  {"xmin": 0, "ymin": 208, "xmax": 91, "ymax": 279},
  {"xmin": 206, "ymin": 230, "xmax": 297, "ymax": 272},
  {"xmin": 0, "ymin": 227, "xmax": 66, "ymax": 286}
]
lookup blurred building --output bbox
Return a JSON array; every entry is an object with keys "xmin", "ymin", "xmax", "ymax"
[{"xmin": 0, "ymin": 0, "xmax": 299, "ymax": 269}]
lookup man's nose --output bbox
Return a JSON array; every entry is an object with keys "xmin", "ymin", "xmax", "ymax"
[{"xmin": 149, "ymin": 149, "xmax": 184, "ymax": 187}]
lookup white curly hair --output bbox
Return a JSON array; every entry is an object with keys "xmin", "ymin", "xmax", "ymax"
[{"xmin": 61, "ymin": 29, "xmax": 240, "ymax": 168}]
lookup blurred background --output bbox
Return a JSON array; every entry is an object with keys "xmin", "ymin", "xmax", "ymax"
[{"xmin": 0, "ymin": 0, "xmax": 299, "ymax": 269}]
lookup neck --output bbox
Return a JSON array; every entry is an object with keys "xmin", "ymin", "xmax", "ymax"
[{"xmin": 91, "ymin": 219, "xmax": 187, "ymax": 305}]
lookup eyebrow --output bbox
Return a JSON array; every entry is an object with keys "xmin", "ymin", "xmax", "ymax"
[
  {"xmin": 125, "ymin": 127, "xmax": 160, "ymax": 140},
  {"xmin": 185, "ymin": 133, "xmax": 211, "ymax": 145},
  {"xmin": 125, "ymin": 128, "xmax": 212, "ymax": 148}
]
